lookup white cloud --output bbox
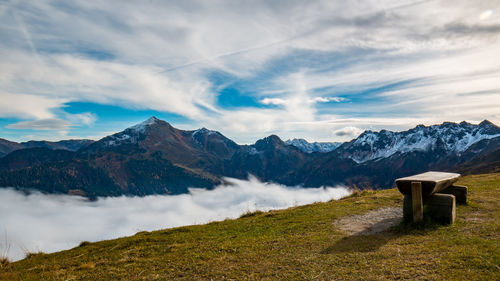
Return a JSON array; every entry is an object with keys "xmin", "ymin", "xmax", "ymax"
[
  {"xmin": 0, "ymin": 177, "xmax": 351, "ymax": 261},
  {"xmin": 1, "ymin": 0, "xmax": 500, "ymax": 142},
  {"xmin": 311, "ymin": 97, "xmax": 345, "ymax": 103},
  {"xmin": 65, "ymin": 112, "xmax": 97, "ymax": 127},
  {"xmin": 0, "ymin": 92, "xmax": 66, "ymax": 119},
  {"xmin": 6, "ymin": 118, "xmax": 72, "ymax": 130},
  {"xmin": 0, "ymin": 51, "xmax": 212, "ymax": 120},
  {"xmin": 260, "ymin": 98, "xmax": 287, "ymax": 105},
  {"xmin": 261, "ymin": 96, "xmax": 345, "ymax": 105},
  {"xmin": 333, "ymin": 126, "xmax": 364, "ymax": 137},
  {"xmin": 479, "ymin": 9, "xmax": 493, "ymax": 21}
]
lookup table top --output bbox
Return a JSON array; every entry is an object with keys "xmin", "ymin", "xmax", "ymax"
[
  {"xmin": 395, "ymin": 171, "xmax": 461, "ymax": 196},
  {"xmin": 396, "ymin": 171, "xmax": 461, "ymax": 183}
]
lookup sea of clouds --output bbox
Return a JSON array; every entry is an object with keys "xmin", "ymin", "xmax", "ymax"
[{"xmin": 0, "ymin": 176, "xmax": 351, "ymax": 261}]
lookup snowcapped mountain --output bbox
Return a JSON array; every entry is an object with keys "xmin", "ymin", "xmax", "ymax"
[
  {"xmin": 94, "ymin": 116, "xmax": 160, "ymax": 147},
  {"xmin": 190, "ymin": 127, "xmax": 239, "ymax": 159},
  {"xmin": 128, "ymin": 116, "xmax": 159, "ymax": 133},
  {"xmin": 0, "ymin": 117, "xmax": 499, "ymax": 196},
  {"xmin": 337, "ymin": 120, "xmax": 500, "ymax": 163},
  {"xmin": 191, "ymin": 127, "xmax": 217, "ymax": 138},
  {"xmin": 285, "ymin": 138, "xmax": 341, "ymax": 153},
  {"xmin": 83, "ymin": 116, "xmax": 238, "ymax": 166}
]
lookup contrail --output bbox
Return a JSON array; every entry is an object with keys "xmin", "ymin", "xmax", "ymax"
[
  {"xmin": 157, "ymin": 37, "xmax": 292, "ymax": 73},
  {"xmin": 156, "ymin": 0, "xmax": 435, "ymax": 74},
  {"xmin": 13, "ymin": 10, "xmax": 42, "ymax": 66},
  {"xmin": 0, "ymin": 0, "xmax": 20, "ymax": 18}
]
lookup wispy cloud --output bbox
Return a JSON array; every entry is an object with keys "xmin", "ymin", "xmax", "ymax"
[
  {"xmin": 65, "ymin": 112, "xmax": 97, "ymax": 127},
  {"xmin": 5, "ymin": 112, "xmax": 96, "ymax": 131},
  {"xmin": 260, "ymin": 97, "xmax": 287, "ymax": 105},
  {"xmin": 6, "ymin": 118, "xmax": 72, "ymax": 130},
  {"xmin": 1, "ymin": 0, "xmax": 499, "ymax": 142}
]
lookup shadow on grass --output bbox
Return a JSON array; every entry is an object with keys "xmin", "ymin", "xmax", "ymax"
[
  {"xmin": 322, "ymin": 218, "xmax": 445, "ymax": 254},
  {"xmin": 321, "ymin": 234, "xmax": 395, "ymax": 253}
]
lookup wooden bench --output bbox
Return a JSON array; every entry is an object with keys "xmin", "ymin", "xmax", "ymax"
[{"xmin": 395, "ymin": 171, "xmax": 467, "ymax": 224}]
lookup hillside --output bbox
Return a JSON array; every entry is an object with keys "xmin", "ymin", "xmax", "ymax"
[
  {"xmin": 0, "ymin": 139, "xmax": 94, "ymax": 157},
  {"xmin": 1, "ymin": 173, "xmax": 498, "ymax": 280}
]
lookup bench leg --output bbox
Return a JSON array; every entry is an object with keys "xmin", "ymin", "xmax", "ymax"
[
  {"xmin": 440, "ymin": 185, "xmax": 467, "ymax": 205},
  {"xmin": 403, "ymin": 195, "xmax": 413, "ymax": 221},
  {"xmin": 425, "ymin": 193, "xmax": 456, "ymax": 224},
  {"xmin": 403, "ymin": 193, "xmax": 456, "ymax": 224},
  {"xmin": 411, "ymin": 182, "xmax": 423, "ymax": 223}
]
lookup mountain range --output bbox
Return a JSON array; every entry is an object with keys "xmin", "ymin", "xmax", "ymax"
[
  {"xmin": 0, "ymin": 138, "xmax": 94, "ymax": 157},
  {"xmin": 0, "ymin": 117, "xmax": 498, "ymax": 198},
  {"xmin": 284, "ymin": 139, "xmax": 341, "ymax": 153}
]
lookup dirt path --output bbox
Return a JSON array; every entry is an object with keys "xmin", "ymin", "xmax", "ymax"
[{"xmin": 334, "ymin": 207, "xmax": 402, "ymax": 235}]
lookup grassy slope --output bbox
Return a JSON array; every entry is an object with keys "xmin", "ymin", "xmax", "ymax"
[{"xmin": 1, "ymin": 173, "xmax": 499, "ymax": 280}]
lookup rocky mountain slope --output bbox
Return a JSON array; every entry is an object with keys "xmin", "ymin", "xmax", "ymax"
[
  {"xmin": 0, "ymin": 138, "xmax": 94, "ymax": 157},
  {"xmin": 335, "ymin": 120, "xmax": 500, "ymax": 163},
  {"xmin": 0, "ymin": 138, "xmax": 24, "ymax": 157},
  {"xmin": 284, "ymin": 138, "xmax": 340, "ymax": 153},
  {"xmin": 0, "ymin": 117, "xmax": 498, "ymax": 197}
]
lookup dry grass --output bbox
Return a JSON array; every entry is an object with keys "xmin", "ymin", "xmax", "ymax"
[
  {"xmin": 23, "ymin": 252, "xmax": 45, "ymax": 260},
  {"xmin": 0, "ymin": 235, "xmax": 10, "ymax": 269},
  {"xmin": 0, "ymin": 257, "xmax": 8, "ymax": 269},
  {"xmin": 1, "ymin": 173, "xmax": 499, "ymax": 280},
  {"xmin": 78, "ymin": 241, "xmax": 91, "ymax": 247}
]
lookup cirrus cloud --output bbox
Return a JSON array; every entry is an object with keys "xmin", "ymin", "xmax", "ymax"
[
  {"xmin": 1, "ymin": 0, "xmax": 499, "ymax": 142},
  {"xmin": 6, "ymin": 118, "xmax": 72, "ymax": 130}
]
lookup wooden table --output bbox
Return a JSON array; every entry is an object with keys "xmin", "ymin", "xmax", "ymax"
[
  {"xmin": 396, "ymin": 171, "xmax": 460, "ymax": 197},
  {"xmin": 395, "ymin": 171, "xmax": 461, "ymax": 224}
]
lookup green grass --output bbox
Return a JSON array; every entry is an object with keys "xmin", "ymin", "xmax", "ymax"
[{"xmin": 1, "ymin": 173, "xmax": 499, "ymax": 280}]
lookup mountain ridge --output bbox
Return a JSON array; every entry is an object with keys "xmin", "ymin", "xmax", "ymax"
[
  {"xmin": 0, "ymin": 117, "xmax": 498, "ymax": 197},
  {"xmin": 285, "ymin": 138, "xmax": 341, "ymax": 153},
  {"xmin": 0, "ymin": 138, "xmax": 94, "ymax": 157}
]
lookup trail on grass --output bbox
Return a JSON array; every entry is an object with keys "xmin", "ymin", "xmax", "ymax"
[{"xmin": 334, "ymin": 207, "xmax": 402, "ymax": 235}]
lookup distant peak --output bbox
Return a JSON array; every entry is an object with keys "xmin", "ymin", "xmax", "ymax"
[
  {"xmin": 285, "ymin": 138, "xmax": 308, "ymax": 144},
  {"xmin": 479, "ymin": 120, "xmax": 494, "ymax": 127},
  {"xmin": 285, "ymin": 138, "xmax": 341, "ymax": 153},
  {"xmin": 128, "ymin": 116, "xmax": 161, "ymax": 132},
  {"xmin": 441, "ymin": 121, "xmax": 456, "ymax": 127},
  {"xmin": 255, "ymin": 135, "xmax": 284, "ymax": 150},
  {"xmin": 145, "ymin": 116, "xmax": 159, "ymax": 123},
  {"xmin": 192, "ymin": 127, "xmax": 218, "ymax": 136},
  {"xmin": 358, "ymin": 130, "xmax": 374, "ymax": 137},
  {"xmin": 265, "ymin": 134, "xmax": 283, "ymax": 142}
]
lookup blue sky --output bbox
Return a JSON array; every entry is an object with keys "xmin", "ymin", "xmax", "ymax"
[{"xmin": 1, "ymin": 0, "xmax": 499, "ymax": 143}]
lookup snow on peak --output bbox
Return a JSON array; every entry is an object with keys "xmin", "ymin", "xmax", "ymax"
[
  {"xmin": 285, "ymin": 138, "xmax": 341, "ymax": 153},
  {"xmin": 104, "ymin": 117, "xmax": 159, "ymax": 147},
  {"xmin": 192, "ymin": 127, "xmax": 217, "ymax": 137},
  {"xmin": 191, "ymin": 127, "xmax": 225, "ymax": 145},
  {"xmin": 128, "ymin": 116, "xmax": 159, "ymax": 133},
  {"xmin": 345, "ymin": 120, "xmax": 500, "ymax": 163}
]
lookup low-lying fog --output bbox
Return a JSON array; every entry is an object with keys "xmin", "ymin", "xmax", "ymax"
[{"xmin": 0, "ymin": 176, "xmax": 351, "ymax": 261}]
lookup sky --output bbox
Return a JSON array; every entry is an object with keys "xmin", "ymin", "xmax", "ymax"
[
  {"xmin": 1, "ymin": 0, "xmax": 500, "ymax": 143},
  {"xmin": 0, "ymin": 177, "xmax": 350, "ymax": 261}
]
